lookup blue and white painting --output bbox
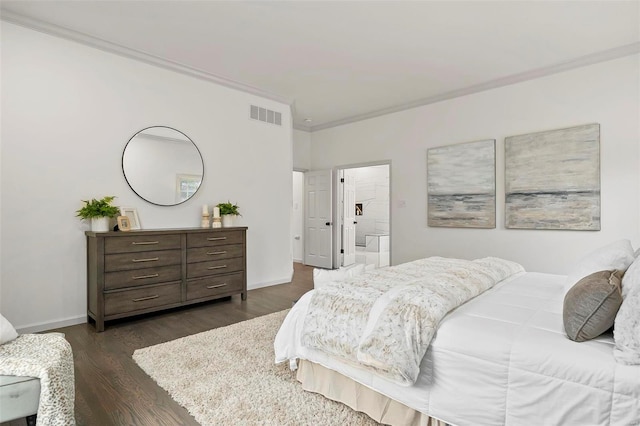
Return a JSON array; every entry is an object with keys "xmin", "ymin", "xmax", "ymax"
[
  {"xmin": 427, "ymin": 139, "xmax": 496, "ymax": 228},
  {"xmin": 505, "ymin": 123, "xmax": 600, "ymax": 230}
]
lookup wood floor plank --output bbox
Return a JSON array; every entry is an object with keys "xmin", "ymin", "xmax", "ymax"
[{"xmin": 1, "ymin": 263, "xmax": 313, "ymax": 426}]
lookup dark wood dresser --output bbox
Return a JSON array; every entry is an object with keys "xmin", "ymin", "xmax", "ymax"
[{"xmin": 86, "ymin": 227, "xmax": 247, "ymax": 331}]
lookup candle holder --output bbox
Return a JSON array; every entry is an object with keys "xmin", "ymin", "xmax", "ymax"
[
  {"xmin": 201, "ymin": 214, "xmax": 210, "ymax": 228},
  {"xmin": 211, "ymin": 216, "xmax": 222, "ymax": 228}
]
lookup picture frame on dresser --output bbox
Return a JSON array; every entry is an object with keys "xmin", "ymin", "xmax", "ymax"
[
  {"xmin": 119, "ymin": 207, "xmax": 141, "ymax": 230},
  {"xmin": 116, "ymin": 216, "xmax": 131, "ymax": 231}
]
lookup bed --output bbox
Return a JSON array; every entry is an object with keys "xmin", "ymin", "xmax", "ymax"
[{"xmin": 274, "ymin": 252, "xmax": 640, "ymax": 426}]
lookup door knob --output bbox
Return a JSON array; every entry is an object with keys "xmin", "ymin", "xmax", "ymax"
[
  {"xmin": 325, "ymin": 222, "xmax": 332, "ymax": 226},
  {"xmin": 354, "ymin": 221, "xmax": 358, "ymax": 224}
]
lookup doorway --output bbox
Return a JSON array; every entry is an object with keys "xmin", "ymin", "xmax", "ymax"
[
  {"xmin": 336, "ymin": 163, "xmax": 391, "ymax": 269},
  {"xmin": 299, "ymin": 163, "xmax": 391, "ymax": 270}
]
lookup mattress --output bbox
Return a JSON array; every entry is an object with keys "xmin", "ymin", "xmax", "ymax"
[{"xmin": 274, "ymin": 272, "xmax": 640, "ymax": 426}]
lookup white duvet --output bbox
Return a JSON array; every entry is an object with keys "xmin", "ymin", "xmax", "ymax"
[{"xmin": 275, "ymin": 271, "xmax": 640, "ymax": 426}]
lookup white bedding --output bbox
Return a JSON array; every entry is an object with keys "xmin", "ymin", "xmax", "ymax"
[
  {"xmin": 301, "ymin": 256, "xmax": 524, "ymax": 386},
  {"xmin": 275, "ymin": 271, "xmax": 640, "ymax": 426}
]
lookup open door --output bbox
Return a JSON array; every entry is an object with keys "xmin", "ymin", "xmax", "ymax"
[
  {"xmin": 304, "ymin": 170, "xmax": 333, "ymax": 269},
  {"xmin": 342, "ymin": 171, "xmax": 356, "ymax": 267}
]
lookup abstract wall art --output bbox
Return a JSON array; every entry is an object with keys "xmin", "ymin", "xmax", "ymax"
[
  {"xmin": 505, "ymin": 123, "xmax": 600, "ymax": 230},
  {"xmin": 427, "ymin": 139, "xmax": 496, "ymax": 228}
]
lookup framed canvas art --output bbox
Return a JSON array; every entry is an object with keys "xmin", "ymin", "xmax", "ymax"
[
  {"xmin": 505, "ymin": 123, "xmax": 600, "ymax": 230},
  {"xmin": 427, "ymin": 139, "xmax": 496, "ymax": 228}
]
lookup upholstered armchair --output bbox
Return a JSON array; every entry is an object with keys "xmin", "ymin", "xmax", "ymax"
[
  {"xmin": 0, "ymin": 375, "xmax": 40, "ymax": 425},
  {"xmin": 0, "ymin": 315, "xmax": 75, "ymax": 425}
]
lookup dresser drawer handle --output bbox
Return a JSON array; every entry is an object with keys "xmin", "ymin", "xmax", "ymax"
[
  {"xmin": 132, "ymin": 273, "xmax": 159, "ymax": 280},
  {"xmin": 207, "ymin": 265, "xmax": 227, "ymax": 270},
  {"xmin": 132, "ymin": 295, "xmax": 159, "ymax": 302},
  {"xmin": 132, "ymin": 257, "xmax": 159, "ymax": 263},
  {"xmin": 206, "ymin": 283, "xmax": 227, "ymax": 289},
  {"xmin": 207, "ymin": 237, "xmax": 227, "ymax": 241},
  {"xmin": 206, "ymin": 251, "xmax": 227, "ymax": 255},
  {"xmin": 132, "ymin": 241, "xmax": 159, "ymax": 245}
]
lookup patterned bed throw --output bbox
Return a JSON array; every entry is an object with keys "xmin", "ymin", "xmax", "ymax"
[
  {"xmin": 0, "ymin": 333, "xmax": 75, "ymax": 425},
  {"xmin": 301, "ymin": 256, "xmax": 524, "ymax": 386}
]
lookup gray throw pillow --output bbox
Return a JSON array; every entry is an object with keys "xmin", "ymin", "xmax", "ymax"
[{"xmin": 563, "ymin": 270, "xmax": 623, "ymax": 342}]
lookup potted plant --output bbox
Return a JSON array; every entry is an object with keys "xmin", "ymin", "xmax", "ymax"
[
  {"xmin": 216, "ymin": 201, "xmax": 241, "ymax": 228},
  {"xmin": 76, "ymin": 196, "xmax": 121, "ymax": 232}
]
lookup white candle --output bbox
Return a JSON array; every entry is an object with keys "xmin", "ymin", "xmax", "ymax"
[
  {"xmin": 213, "ymin": 207, "xmax": 220, "ymax": 218},
  {"xmin": 202, "ymin": 204, "xmax": 209, "ymax": 215}
]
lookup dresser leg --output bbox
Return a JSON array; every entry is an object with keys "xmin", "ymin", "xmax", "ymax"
[
  {"xmin": 96, "ymin": 318, "xmax": 105, "ymax": 332},
  {"xmin": 26, "ymin": 414, "xmax": 37, "ymax": 426},
  {"xmin": 241, "ymin": 291, "xmax": 247, "ymax": 301}
]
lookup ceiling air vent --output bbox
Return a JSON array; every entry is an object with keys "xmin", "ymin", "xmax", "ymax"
[{"xmin": 250, "ymin": 105, "xmax": 282, "ymax": 126}]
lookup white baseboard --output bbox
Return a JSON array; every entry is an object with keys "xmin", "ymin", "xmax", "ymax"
[
  {"xmin": 16, "ymin": 315, "xmax": 86, "ymax": 334},
  {"xmin": 293, "ymin": 257, "xmax": 303, "ymax": 263},
  {"xmin": 248, "ymin": 274, "xmax": 292, "ymax": 290}
]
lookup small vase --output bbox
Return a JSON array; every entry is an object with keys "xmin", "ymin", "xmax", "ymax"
[
  {"xmin": 221, "ymin": 215, "xmax": 235, "ymax": 228},
  {"xmin": 91, "ymin": 217, "xmax": 110, "ymax": 232}
]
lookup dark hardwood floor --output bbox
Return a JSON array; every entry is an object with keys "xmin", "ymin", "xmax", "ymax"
[{"xmin": 4, "ymin": 263, "xmax": 313, "ymax": 426}]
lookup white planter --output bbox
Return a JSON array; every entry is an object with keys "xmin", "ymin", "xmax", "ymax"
[
  {"xmin": 221, "ymin": 215, "xmax": 236, "ymax": 228},
  {"xmin": 91, "ymin": 217, "xmax": 110, "ymax": 232}
]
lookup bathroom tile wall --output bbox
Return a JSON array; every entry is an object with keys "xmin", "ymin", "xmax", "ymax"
[{"xmin": 349, "ymin": 165, "xmax": 390, "ymax": 246}]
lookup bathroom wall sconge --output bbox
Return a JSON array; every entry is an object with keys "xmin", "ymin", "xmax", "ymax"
[{"xmin": 356, "ymin": 203, "xmax": 363, "ymax": 216}]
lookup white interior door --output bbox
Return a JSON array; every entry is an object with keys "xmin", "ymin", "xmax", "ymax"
[
  {"xmin": 342, "ymin": 171, "xmax": 356, "ymax": 266},
  {"xmin": 292, "ymin": 171, "xmax": 305, "ymax": 263},
  {"xmin": 304, "ymin": 170, "xmax": 333, "ymax": 269}
]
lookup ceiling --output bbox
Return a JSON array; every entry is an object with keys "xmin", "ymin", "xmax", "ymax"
[{"xmin": 2, "ymin": 1, "xmax": 639, "ymax": 131}]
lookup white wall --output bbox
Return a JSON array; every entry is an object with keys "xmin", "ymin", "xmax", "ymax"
[
  {"xmin": 293, "ymin": 129, "xmax": 311, "ymax": 170},
  {"xmin": 311, "ymin": 55, "xmax": 640, "ymax": 274},
  {"xmin": 1, "ymin": 23, "xmax": 293, "ymax": 331}
]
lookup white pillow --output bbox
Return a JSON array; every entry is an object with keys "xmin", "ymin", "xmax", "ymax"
[
  {"xmin": 564, "ymin": 239, "xmax": 635, "ymax": 293},
  {"xmin": 613, "ymin": 280, "xmax": 640, "ymax": 365},
  {"xmin": 313, "ymin": 268, "xmax": 347, "ymax": 288},
  {"xmin": 346, "ymin": 263, "xmax": 365, "ymax": 277},
  {"xmin": 0, "ymin": 314, "xmax": 18, "ymax": 344},
  {"xmin": 621, "ymin": 256, "xmax": 640, "ymax": 299},
  {"xmin": 313, "ymin": 264, "xmax": 368, "ymax": 289}
]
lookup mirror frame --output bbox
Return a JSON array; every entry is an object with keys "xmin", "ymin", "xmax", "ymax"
[{"xmin": 122, "ymin": 126, "xmax": 204, "ymax": 206}]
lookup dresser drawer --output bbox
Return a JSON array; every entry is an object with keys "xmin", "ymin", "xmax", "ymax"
[
  {"xmin": 186, "ymin": 272, "xmax": 244, "ymax": 301},
  {"xmin": 104, "ymin": 265, "xmax": 182, "ymax": 290},
  {"xmin": 105, "ymin": 249, "xmax": 181, "ymax": 272},
  {"xmin": 187, "ymin": 231, "xmax": 243, "ymax": 248},
  {"xmin": 105, "ymin": 234, "xmax": 181, "ymax": 254},
  {"xmin": 187, "ymin": 257, "xmax": 244, "ymax": 279},
  {"xmin": 87, "ymin": 227, "xmax": 247, "ymax": 331},
  {"xmin": 104, "ymin": 282, "xmax": 181, "ymax": 316},
  {"xmin": 187, "ymin": 244, "xmax": 244, "ymax": 264}
]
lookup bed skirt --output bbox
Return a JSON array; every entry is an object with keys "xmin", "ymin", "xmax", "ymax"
[{"xmin": 296, "ymin": 360, "xmax": 446, "ymax": 426}]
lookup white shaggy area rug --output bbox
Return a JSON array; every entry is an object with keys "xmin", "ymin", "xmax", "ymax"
[{"xmin": 133, "ymin": 310, "xmax": 379, "ymax": 425}]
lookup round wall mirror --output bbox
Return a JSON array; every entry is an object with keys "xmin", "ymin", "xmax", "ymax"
[{"xmin": 122, "ymin": 126, "xmax": 204, "ymax": 206}]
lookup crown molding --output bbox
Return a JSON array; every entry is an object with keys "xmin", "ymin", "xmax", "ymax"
[
  {"xmin": 3, "ymin": 10, "xmax": 638, "ymax": 134},
  {"xmin": 1, "ymin": 10, "xmax": 294, "ymax": 107},
  {"xmin": 310, "ymin": 42, "xmax": 640, "ymax": 132},
  {"xmin": 292, "ymin": 123, "xmax": 312, "ymax": 132}
]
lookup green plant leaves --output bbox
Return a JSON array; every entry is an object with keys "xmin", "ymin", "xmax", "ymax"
[{"xmin": 76, "ymin": 196, "xmax": 120, "ymax": 219}]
